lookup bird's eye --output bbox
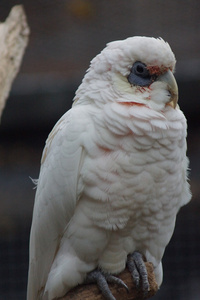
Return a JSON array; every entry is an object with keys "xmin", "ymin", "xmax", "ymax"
[
  {"xmin": 127, "ymin": 61, "xmax": 154, "ymax": 87},
  {"xmin": 136, "ymin": 65, "xmax": 144, "ymax": 73},
  {"xmin": 134, "ymin": 62, "xmax": 149, "ymax": 77}
]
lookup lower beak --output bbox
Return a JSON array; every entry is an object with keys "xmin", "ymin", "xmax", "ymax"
[{"xmin": 157, "ymin": 70, "xmax": 178, "ymax": 108}]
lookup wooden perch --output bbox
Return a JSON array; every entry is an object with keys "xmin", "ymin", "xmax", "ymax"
[
  {"xmin": 60, "ymin": 262, "xmax": 158, "ymax": 300},
  {"xmin": 0, "ymin": 5, "xmax": 29, "ymax": 119}
]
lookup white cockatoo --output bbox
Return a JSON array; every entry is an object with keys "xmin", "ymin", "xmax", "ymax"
[{"xmin": 27, "ymin": 36, "xmax": 191, "ymax": 300}]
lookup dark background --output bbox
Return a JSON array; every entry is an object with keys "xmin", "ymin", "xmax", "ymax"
[{"xmin": 0, "ymin": 1, "xmax": 200, "ymax": 299}]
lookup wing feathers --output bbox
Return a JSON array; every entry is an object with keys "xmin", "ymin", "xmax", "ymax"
[{"xmin": 27, "ymin": 108, "xmax": 87, "ymax": 300}]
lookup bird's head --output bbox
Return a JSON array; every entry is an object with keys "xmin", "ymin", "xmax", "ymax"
[{"xmin": 74, "ymin": 36, "xmax": 178, "ymax": 111}]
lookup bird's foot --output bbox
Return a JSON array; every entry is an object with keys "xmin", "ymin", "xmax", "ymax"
[
  {"xmin": 127, "ymin": 251, "xmax": 150, "ymax": 295},
  {"xmin": 85, "ymin": 269, "xmax": 129, "ymax": 300}
]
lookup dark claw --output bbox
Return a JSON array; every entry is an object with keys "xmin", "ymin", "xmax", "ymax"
[
  {"xmin": 85, "ymin": 269, "xmax": 129, "ymax": 300},
  {"xmin": 127, "ymin": 251, "xmax": 150, "ymax": 295},
  {"xmin": 105, "ymin": 274, "xmax": 129, "ymax": 292}
]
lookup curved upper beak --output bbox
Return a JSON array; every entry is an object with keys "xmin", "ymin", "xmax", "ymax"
[{"xmin": 157, "ymin": 70, "xmax": 178, "ymax": 108}]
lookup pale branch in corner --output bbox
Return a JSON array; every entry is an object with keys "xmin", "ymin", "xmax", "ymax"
[{"xmin": 0, "ymin": 5, "xmax": 29, "ymax": 119}]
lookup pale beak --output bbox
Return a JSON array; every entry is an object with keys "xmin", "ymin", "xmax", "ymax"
[{"xmin": 157, "ymin": 70, "xmax": 178, "ymax": 108}]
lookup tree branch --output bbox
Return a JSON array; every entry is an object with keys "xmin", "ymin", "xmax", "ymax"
[
  {"xmin": 0, "ymin": 5, "xmax": 29, "ymax": 119},
  {"xmin": 60, "ymin": 261, "xmax": 158, "ymax": 300}
]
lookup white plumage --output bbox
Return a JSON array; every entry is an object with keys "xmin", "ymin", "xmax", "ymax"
[{"xmin": 27, "ymin": 36, "xmax": 191, "ymax": 300}]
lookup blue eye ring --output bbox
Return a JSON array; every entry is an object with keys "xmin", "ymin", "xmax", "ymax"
[{"xmin": 127, "ymin": 61, "xmax": 156, "ymax": 87}]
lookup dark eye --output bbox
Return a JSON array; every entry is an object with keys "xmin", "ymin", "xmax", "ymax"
[
  {"xmin": 127, "ymin": 61, "xmax": 154, "ymax": 87},
  {"xmin": 134, "ymin": 62, "xmax": 149, "ymax": 77}
]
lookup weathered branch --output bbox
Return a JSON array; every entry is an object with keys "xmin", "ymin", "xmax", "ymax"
[
  {"xmin": 60, "ymin": 262, "xmax": 158, "ymax": 300},
  {"xmin": 0, "ymin": 5, "xmax": 29, "ymax": 119}
]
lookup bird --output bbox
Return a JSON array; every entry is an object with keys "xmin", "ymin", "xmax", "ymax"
[{"xmin": 27, "ymin": 36, "xmax": 191, "ymax": 300}]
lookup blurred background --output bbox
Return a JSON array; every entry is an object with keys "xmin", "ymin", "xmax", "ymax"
[{"xmin": 0, "ymin": 1, "xmax": 200, "ymax": 299}]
